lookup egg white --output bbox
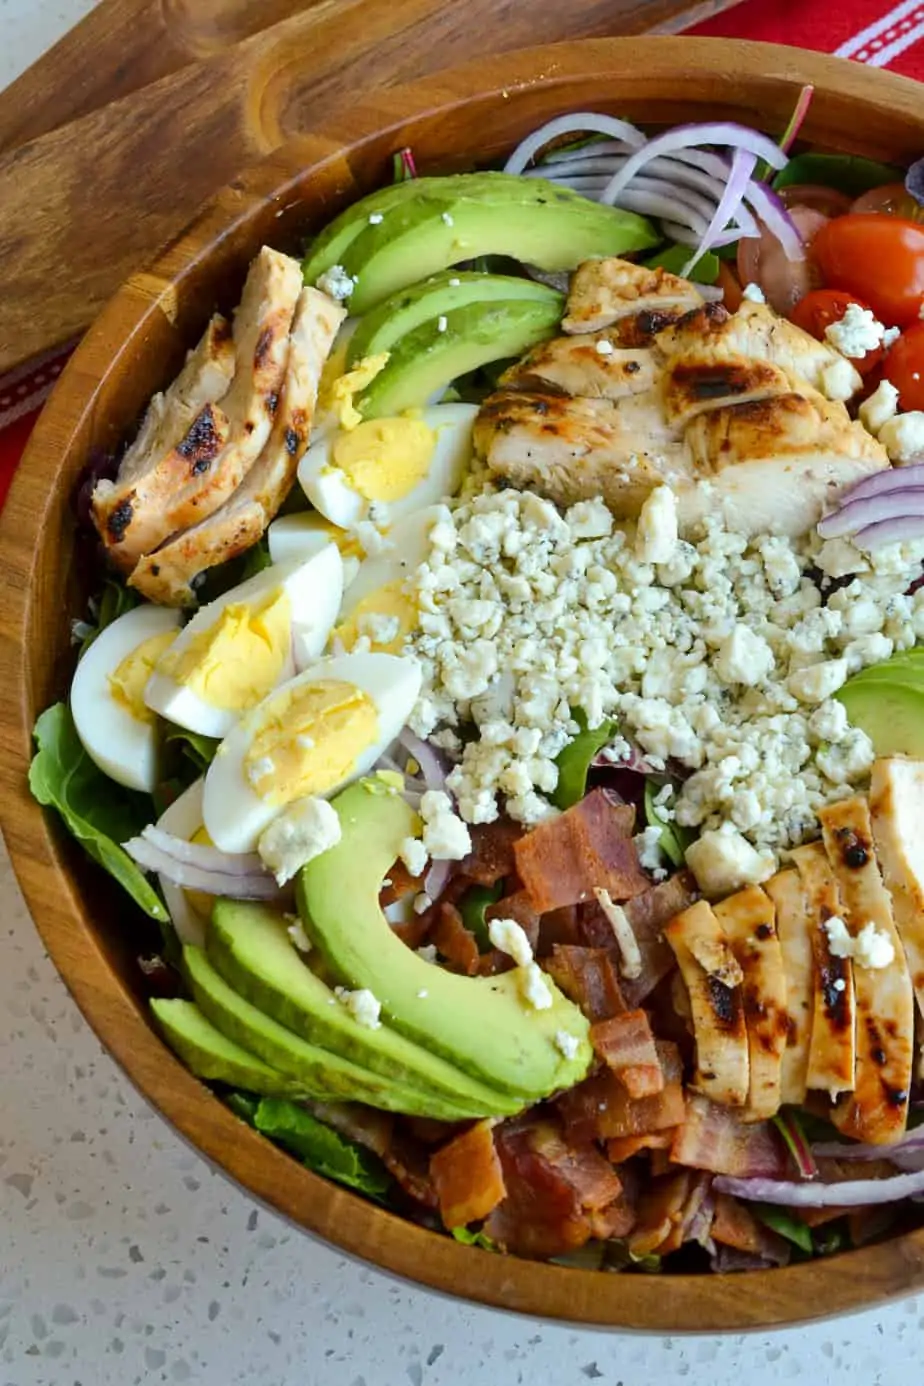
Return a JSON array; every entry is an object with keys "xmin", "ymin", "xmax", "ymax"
[
  {"xmin": 267, "ymin": 513, "xmax": 361, "ymax": 589},
  {"xmin": 202, "ymin": 651, "xmax": 422, "ymax": 853},
  {"xmin": 71, "ymin": 604, "xmax": 181, "ymax": 792},
  {"xmin": 334, "ymin": 507, "xmax": 440, "ymax": 653},
  {"xmin": 155, "ymin": 778, "xmax": 209, "ymax": 947},
  {"xmin": 297, "ymin": 402, "xmax": 477, "ymax": 529},
  {"xmin": 144, "ymin": 545, "xmax": 343, "ymax": 738}
]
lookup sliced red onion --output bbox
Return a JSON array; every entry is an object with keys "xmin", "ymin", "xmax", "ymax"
[
  {"xmin": 124, "ymin": 837, "xmax": 284, "ymax": 899},
  {"xmin": 715, "ymin": 1167, "xmax": 924, "ymax": 1207},
  {"xmin": 141, "ymin": 824, "xmax": 264, "ymax": 876},
  {"xmin": 397, "ymin": 728, "xmax": 448, "ymax": 792},
  {"xmin": 424, "ymin": 857, "xmax": 453, "ymax": 901},
  {"xmin": 853, "ymin": 514, "xmax": 924, "ymax": 549},
  {"xmin": 711, "ymin": 1245, "xmax": 788, "ymax": 1273},
  {"xmin": 842, "ymin": 463, "xmax": 924, "ymax": 505},
  {"xmin": 542, "ymin": 137, "xmax": 639, "ymax": 164},
  {"xmin": 779, "ymin": 84, "xmax": 815, "ymax": 155},
  {"xmin": 813, "ymin": 1128, "xmax": 924, "ymax": 1161},
  {"xmin": 599, "ymin": 122, "xmax": 788, "ymax": 207},
  {"xmin": 817, "ymin": 490, "xmax": 924, "ymax": 539},
  {"xmin": 504, "ymin": 113, "xmax": 646, "ymax": 174},
  {"xmin": 741, "ymin": 181, "xmax": 806, "ymax": 262},
  {"xmin": 684, "ymin": 149, "xmax": 757, "ymax": 276}
]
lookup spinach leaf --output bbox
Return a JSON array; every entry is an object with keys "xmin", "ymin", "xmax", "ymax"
[
  {"xmin": 224, "ymin": 1091, "xmax": 260, "ymax": 1125},
  {"xmin": 29, "ymin": 704, "xmax": 167, "ymax": 922},
  {"xmin": 773, "ymin": 153, "xmax": 903, "ymax": 197},
  {"xmin": 253, "ymin": 1099, "xmax": 392, "ymax": 1200},
  {"xmin": 752, "ymin": 1203, "xmax": 813, "ymax": 1254},
  {"xmin": 162, "ymin": 724, "xmax": 220, "ymax": 778},
  {"xmin": 451, "ymin": 1226, "xmax": 498, "ymax": 1251},
  {"xmin": 195, "ymin": 537, "xmax": 272, "ymax": 606},
  {"xmin": 644, "ymin": 244, "xmax": 720, "ymax": 285},
  {"xmin": 459, "ymin": 882, "xmax": 504, "ymax": 951},
  {"xmin": 643, "ymin": 780, "xmax": 693, "ymax": 868},
  {"xmin": 605, "ymin": 1240, "xmax": 662, "ymax": 1272},
  {"xmin": 553, "ymin": 709, "xmax": 618, "ymax": 810},
  {"xmin": 813, "ymin": 1220, "xmax": 850, "ymax": 1257},
  {"xmin": 78, "ymin": 578, "xmax": 142, "ymax": 657}
]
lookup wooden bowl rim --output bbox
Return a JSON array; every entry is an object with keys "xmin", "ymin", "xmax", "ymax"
[{"xmin": 3, "ymin": 36, "xmax": 924, "ymax": 1331}]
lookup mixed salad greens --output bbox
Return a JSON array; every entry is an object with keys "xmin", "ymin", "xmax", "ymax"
[{"xmin": 30, "ymin": 89, "xmax": 924, "ymax": 1274}]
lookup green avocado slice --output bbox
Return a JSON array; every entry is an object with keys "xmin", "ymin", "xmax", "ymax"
[
  {"xmin": 207, "ymin": 901, "xmax": 520, "ymax": 1117},
  {"xmin": 347, "ymin": 271, "xmax": 561, "ymax": 367},
  {"xmin": 836, "ymin": 650, "xmax": 924, "ymax": 682},
  {"xmin": 184, "ymin": 944, "xmax": 476, "ymax": 1120},
  {"xmin": 296, "ymin": 783, "xmax": 592, "ymax": 1098},
  {"xmin": 357, "ymin": 297, "xmax": 562, "ymax": 418},
  {"xmin": 836, "ymin": 677, "xmax": 924, "ymax": 757},
  {"xmin": 150, "ymin": 998, "xmax": 305, "ymax": 1098}
]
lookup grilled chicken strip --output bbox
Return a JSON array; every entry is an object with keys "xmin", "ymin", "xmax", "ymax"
[
  {"xmin": 97, "ymin": 248, "xmax": 303, "ymax": 575},
  {"xmin": 715, "ymin": 886, "xmax": 788, "ymax": 1122},
  {"xmin": 660, "ymin": 355, "xmax": 795, "ymax": 429},
  {"xmin": 764, "ymin": 870, "xmax": 815, "ymax": 1107},
  {"xmin": 791, "ymin": 841, "xmax": 856, "ymax": 1100},
  {"xmin": 562, "ymin": 258, "xmax": 704, "ymax": 334},
  {"xmin": 870, "ymin": 758, "xmax": 924, "ymax": 1019},
  {"xmin": 474, "ymin": 390, "xmax": 691, "ymax": 515},
  {"xmin": 819, "ymin": 797, "xmax": 914, "ymax": 1146},
  {"xmin": 130, "ymin": 286, "xmax": 345, "ymax": 605},
  {"xmin": 500, "ymin": 332, "xmax": 657, "ymax": 400},
  {"xmin": 665, "ymin": 900, "xmax": 750, "ymax": 1108},
  {"xmin": 91, "ymin": 314, "xmax": 235, "ymax": 570}
]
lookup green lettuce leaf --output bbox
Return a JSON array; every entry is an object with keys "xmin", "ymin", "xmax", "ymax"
[
  {"xmin": 29, "ymin": 703, "xmax": 167, "ymax": 922},
  {"xmin": 773, "ymin": 153, "xmax": 903, "ymax": 196},
  {"xmin": 451, "ymin": 1226, "xmax": 498, "ymax": 1251},
  {"xmin": 224, "ymin": 1091, "xmax": 260, "ymax": 1125},
  {"xmin": 162, "ymin": 724, "xmax": 220, "ymax": 777},
  {"xmin": 643, "ymin": 779, "xmax": 694, "ymax": 868},
  {"xmin": 751, "ymin": 1203, "xmax": 813, "ymax": 1254},
  {"xmin": 459, "ymin": 882, "xmax": 504, "ymax": 951},
  {"xmin": 78, "ymin": 578, "xmax": 142, "ymax": 657},
  {"xmin": 253, "ymin": 1099, "xmax": 392, "ymax": 1200},
  {"xmin": 644, "ymin": 244, "xmax": 720, "ymax": 285},
  {"xmin": 553, "ymin": 709, "xmax": 617, "ymax": 810}
]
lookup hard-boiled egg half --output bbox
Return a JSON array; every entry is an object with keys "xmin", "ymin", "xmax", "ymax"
[
  {"xmin": 331, "ymin": 507, "xmax": 439, "ymax": 656},
  {"xmin": 144, "ymin": 546, "xmax": 343, "ymax": 739},
  {"xmin": 203, "ymin": 651, "xmax": 422, "ymax": 852},
  {"xmin": 267, "ymin": 511, "xmax": 363, "ymax": 588},
  {"xmin": 155, "ymin": 778, "xmax": 211, "ymax": 947},
  {"xmin": 71, "ymin": 605, "xmax": 181, "ymax": 792},
  {"xmin": 297, "ymin": 402, "xmax": 477, "ymax": 529}
]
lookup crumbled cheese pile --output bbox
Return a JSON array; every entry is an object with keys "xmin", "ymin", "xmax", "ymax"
[
  {"xmin": 406, "ymin": 486, "xmax": 924, "ymax": 856},
  {"xmin": 825, "ymin": 916, "xmax": 896, "ymax": 970}
]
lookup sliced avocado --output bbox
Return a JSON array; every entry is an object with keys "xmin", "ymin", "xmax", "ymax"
[
  {"xmin": 339, "ymin": 182, "xmax": 656, "ymax": 314},
  {"xmin": 296, "ymin": 783, "xmax": 592, "ymax": 1098},
  {"xmin": 357, "ymin": 297, "xmax": 562, "ymax": 418},
  {"xmin": 150, "ymin": 998, "xmax": 305, "ymax": 1098},
  {"xmin": 304, "ymin": 171, "xmax": 653, "ymax": 287},
  {"xmin": 838, "ymin": 650, "xmax": 924, "ymax": 682},
  {"xmin": 347, "ymin": 271, "xmax": 560, "ymax": 366},
  {"xmin": 208, "ymin": 900, "xmax": 520, "ymax": 1117},
  {"xmin": 184, "ymin": 944, "xmax": 475, "ymax": 1119},
  {"xmin": 836, "ymin": 678, "xmax": 924, "ymax": 757}
]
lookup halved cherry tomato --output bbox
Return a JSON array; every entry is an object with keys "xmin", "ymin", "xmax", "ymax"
[
  {"xmin": 851, "ymin": 182, "xmax": 924, "ymax": 221},
  {"xmin": 883, "ymin": 321, "xmax": 924, "ymax": 410},
  {"xmin": 812, "ymin": 213, "xmax": 924, "ymax": 326},
  {"xmin": 736, "ymin": 206, "xmax": 827, "ymax": 315},
  {"xmin": 789, "ymin": 289, "xmax": 884, "ymax": 377},
  {"xmin": 778, "ymin": 184, "xmax": 853, "ymax": 218}
]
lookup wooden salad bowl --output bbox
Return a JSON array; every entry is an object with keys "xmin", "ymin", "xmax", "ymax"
[{"xmin": 4, "ymin": 36, "xmax": 924, "ymax": 1331}]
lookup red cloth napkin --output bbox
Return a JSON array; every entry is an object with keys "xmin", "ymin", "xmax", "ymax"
[{"xmin": 2, "ymin": 2, "xmax": 923, "ymax": 501}]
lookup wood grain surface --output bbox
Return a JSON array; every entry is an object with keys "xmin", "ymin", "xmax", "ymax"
[
  {"xmin": 0, "ymin": 0, "xmax": 740, "ymax": 376},
  {"xmin": 3, "ymin": 37, "xmax": 924, "ymax": 1330}
]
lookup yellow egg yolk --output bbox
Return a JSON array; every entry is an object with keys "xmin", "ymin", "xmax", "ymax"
[
  {"xmin": 322, "ymin": 353, "xmax": 389, "ymax": 430},
  {"xmin": 311, "ymin": 513, "xmax": 365, "ymax": 560},
  {"xmin": 109, "ymin": 630, "xmax": 177, "ymax": 723},
  {"xmin": 160, "ymin": 589, "xmax": 291, "ymax": 711},
  {"xmin": 334, "ymin": 581, "xmax": 417, "ymax": 655},
  {"xmin": 332, "ymin": 417, "xmax": 435, "ymax": 502},
  {"xmin": 184, "ymin": 824, "xmax": 215, "ymax": 921},
  {"xmin": 243, "ymin": 678, "xmax": 379, "ymax": 806}
]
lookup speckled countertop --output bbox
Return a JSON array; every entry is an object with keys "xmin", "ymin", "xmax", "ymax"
[{"xmin": 2, "ymin": 5, "xmax": 924, "ymax": 1383}]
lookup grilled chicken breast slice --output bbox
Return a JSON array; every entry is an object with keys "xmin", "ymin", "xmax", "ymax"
[
  {"xmin": 110, "ymin": 248, "xmax": 302, "ymax": 579},
  {"xmin": 665, "ymin": 900, "xmax": 750, "ymax": 1108},
  {"xmin": 677, "ymin": 387, "xmax": 888, "ymax": 536},
  {"xmin": 791, "ymin": 841, "xmax": 856, "ymax": 1100},
  {"xmin": 129, "ymin": 286, "xmax": 345, "ymax": 605},
  {"xmin": 475, "ymin": 390, "xmax": 692, "ymax": 514},
  {"xmin": 661, "ymin": 355, "xmax": 795, "ymax": 429},
  {"xmin": 714, "ymin": 886, "xmax": 788, "ymax": 1122},
  {"xmin": 92, "ymin": 314, "xmax": 235, "ymax": 569},
  {"xmin": 819, "ymin": 796, "xmax": 914, "ymax": 1145},
  {"xmin": 870, "ymin": 758, "xmax": 924, "ymax": 1020},
  {"xmin": 764, "ymin": 870, "xmax": 815, "ymax": 1107},
  {"xmin": 500, "ymin": 333, "xmax": 657, "ymax": 400},
  {"xmin": 562, "ymin": 257, "xmax": 704, "ymax": 335}
]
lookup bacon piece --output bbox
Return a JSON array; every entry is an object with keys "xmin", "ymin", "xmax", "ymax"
[
  {"xmin": 557, "ymin": 1041, "xmax": 684, "ymax": 1142},
  {"xmin": 665, "ymin": 901, "xmax": 750, "ymax": 1108},
  {"xmin": 628, "ymin": 1169, "xmax": 695, "ymax": 1256},
  {"xmin": 670, "ymin": 1092, "xmax": 786, "ymax": 1178},
  {"xmin": 485, "ymin": 889, "xmax": 540, "ymax": 953},
  {"xmin": 764, "ymin": 869, "xmax": 815, "ymax": 1106},
  {"xmin": 606, "ymin": 1130, "xmax": 676, "ymax": 1162},
  {"xmin": 458, "ymin": 819, "xmax": 522, "ymax": 886},
  {"xmin": 715, "ymin": 885, "xmax": 788, "ymax": 1122},
  {"xmin": 791, "ymin": 841, "xmax": 857, "ymax": 1098},
  {"xmin": 430, "ymin": 1120, "xmax": 506, "ymax": 1229},
  {"xmin": 819, "ymin": 796, "xmax": 914, "ymax": 1146},
  {"xmin": 591, "ymin": 1009, "xmax": 664, "ymax": 1099},
  {"xmin": 380, "ymin": 859, "xmax": 422, "ymax": 906},
  {"xmin": 620, "ymin": 872, "xmax": 699, "ymax": 1005},
  {"xmin": 711, "ymin": 1193, "xmax": 789, "ymax": 1261},
  {"xmin": 543, "ymin": 945, "xmax": 626, "ymax": 1022},
  {"xmin": 514, "ymin": 789, "xmax": 649, "ymax": 912},
  {"xmin": 537, "ymin": 904, "xmax": 581, "ymax": 954},
  {"xmin": 430, "ymin": 902, "xmax": 480, "ymax": 976}
]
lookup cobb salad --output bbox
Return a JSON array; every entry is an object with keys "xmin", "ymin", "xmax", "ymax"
[{"xmin": 31, "ymin": 94, "xmax": 924, "ymax": 1273}]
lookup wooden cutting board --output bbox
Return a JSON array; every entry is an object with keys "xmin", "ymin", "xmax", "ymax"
[{"xmin": 0, "ymin": 0, "xmax": 739, "ymax": 376}]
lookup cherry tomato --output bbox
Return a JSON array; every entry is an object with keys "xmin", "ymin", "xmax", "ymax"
[
  {"xmin": 883, "ymin": 321, "xmax": 924, "ymax": 410},
  {"xmin": 850, "ymin": 182, "xmax": 924, "ymax": 221},
  {"xmin": 778, "ymin": 184, "xmax": 853, "ymax": 218},
  {"xmin": 736, "ymin": 206, "xmax": 827, "ymax": 315},
  {"xmin": 789, "ymin": 289, "xmax": 884, "ymax": 376},
  {"xmin": 812, "ymin": 213, "xmax": 924, "ymax": 326}
]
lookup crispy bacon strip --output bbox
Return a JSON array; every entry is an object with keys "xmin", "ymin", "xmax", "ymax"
[
  {"xmin": 457, "ymin": 820, "xmax": 522, "ymax": 886},
  {"xmin": 430, "ymin": 902, "xmax": 480, "ymax": 977},
  {"xmin": 485, "ymin": 888, "xmax": 540, "ymax": 953},
  {"xmin": 591, "ymin": 1009, "xmax": 664, "ymax": 1099},
  {"xmin": 606, "ymin": 1130, "xmax": 676, "ymax": 1163},
  {"xmin": 665, "ymin": 901, "xmax": 750, "ymax": 1108},
  {"xmin": 714, "ymin": 885, "xmax": 788, "ymax": 1122},
  {"xmin": 791, "ymin": 841, "xmax": 857, "ymax": 1099},
  {"xmin": 543, "ymin": 945, "xmax": 626, "ymax": 1022},
  {"xmin": 514, "ymin": 789, "xmax": 649, "ymax": 912},
  {"xmin": 621, "ymin": 872, "xmax": 699, "ymax": 1005},
  {"xmin": 669, "ymin": 1092, "xmax": 786, "ymax": 1178},
  {"xmin": 557, "ymin": 1041, "xmax": 684, "ymax": 1142},
  {"xmin": 430, "ymin": 1120, "xmax": 506, "ymax": 1229},
  {"xmin": 764, "ymin": 870, "xmax": 815, "ymax": 1106}
]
